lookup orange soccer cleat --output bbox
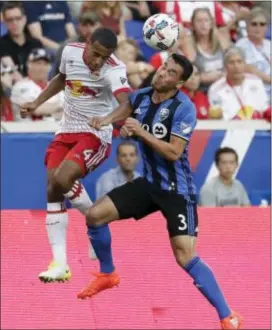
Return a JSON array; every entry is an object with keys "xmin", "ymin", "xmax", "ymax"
[
  {"xmin": 220, "ymin": 311, "xmax": 243, "ymax": 329},
  {"xmin": 77, "ymin": 271, "xmax": 120, "ymax": 299}
]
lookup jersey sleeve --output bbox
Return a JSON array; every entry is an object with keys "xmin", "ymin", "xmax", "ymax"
[
  {"xmin": 107, "ymin": 66, "xmax": 131, "ymax": 98},
  {"xmin": 129, "ymin": 90, "xmax": 139, "ymax": 109},
  {"xmin": 171, "ymin": 101, "xmax": 197, "ymax": 141},
  {"xmin": 59, "ymin": 46, "xmax": 69, "ymax": 74}
]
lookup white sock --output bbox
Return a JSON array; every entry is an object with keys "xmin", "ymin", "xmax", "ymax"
[
  {"xmin": 64, "ymin": 181, "xmax": 97, "ymax": 260},
  {"xmin": 46, "ymin": 202, "xmax": 68, "ymax": 267},
  {"xmin": 64, "ymin": 181, "xmax": 93, "ymax": 215}
]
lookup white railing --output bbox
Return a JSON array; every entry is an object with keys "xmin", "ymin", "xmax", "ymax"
[{"xmin": 1, "ymin": 120, "xmax": 271, "ymax": 133}]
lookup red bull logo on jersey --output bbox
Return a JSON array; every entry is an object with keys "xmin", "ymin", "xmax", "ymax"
[{"xmin": 66, "ymin": 80, "xmax": 98, "ymax": 97}]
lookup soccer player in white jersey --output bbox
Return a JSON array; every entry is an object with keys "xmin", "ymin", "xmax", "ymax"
[{"xmin": 20, "ymin": 28, "xmax": 130, "ymax": 284}]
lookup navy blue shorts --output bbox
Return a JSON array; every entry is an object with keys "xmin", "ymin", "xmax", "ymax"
[{"xmin": 107, "ymin": 178, "xmax": 198, "ymax": 237}]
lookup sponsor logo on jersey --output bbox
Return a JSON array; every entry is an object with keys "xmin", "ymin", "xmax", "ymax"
[
  {"xmin": 159, "ymin": 108, "xmax": 169, "ymax": 121},
  {"xmin": 134, "ymin": 108, "xmax": 142, "ymax": 114},
  {"xmin": 66, "ymin": 80, "xmax": 98, "ymax": 97},
  {"xmin": 180, "ymin": 122, "xmax": 192, "ymax": 135},
  {"xmin": 120, "ymin": 77, "xmax": 127, "ymax": 85},
  {"xmin": 153, "ymin": 123, "xmax": 167, "ymax": 138}
]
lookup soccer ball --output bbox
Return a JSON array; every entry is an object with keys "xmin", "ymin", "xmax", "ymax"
[{"xmin": 143, "ymin": 14, "xmax": 179, "ymax": 51}]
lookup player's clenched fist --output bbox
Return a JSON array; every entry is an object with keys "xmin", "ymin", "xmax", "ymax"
[
  {"xmin": 124, "ymin": 118, "xmax": 143, "ymax": 136},
  {"xmin": 89, "ymin": 116, "xmax": 110, "ymax": 130},
  {"xmin": 20, "ymin": 101, "xmax": 38, "ymax": 118}
]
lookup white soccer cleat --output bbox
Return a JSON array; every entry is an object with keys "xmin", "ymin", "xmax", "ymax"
[
  {"xmin": 89, "ymin": 244, "xmax": 98, "ymax": 260},
  {"xmin": 38, "ymin": 262, "xmax": 71, "ymax": 283}
]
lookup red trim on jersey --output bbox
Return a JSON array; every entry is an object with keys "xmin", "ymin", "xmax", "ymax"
[
  {"xmin": 106, "ymin": 56, "xmax": 118, "ymax": 67},
  {"xmin": 113, "ymin": 87, "xmax": 131, "ymax": 97},
  {"xmin": 68, "ymin": 42, "xmax": 85, "ymax": 48}
]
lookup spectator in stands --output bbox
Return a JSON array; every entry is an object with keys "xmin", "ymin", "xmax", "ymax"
[
  {"xmin": 96, "ymin": 141, "xmax": 141, "ymax": 199},
  {"xmin": 181, "ymin": 65, "xmax": 209, "ymax": 119},
  {"xmin": 10, "ymin": 48, "xmax": 64, "ymax": 121},
  {"xmin": 124, "ymin": 1, "xmax": 159, "ymax": 21},
  {"xmin": 0, "ymin": 3, "xmax": 42, "ymax": 78},
  {"xmin": 216, "ymin": 1, "xmax": 251, "ymax": 40},
  {"xmin": 115, "ymin": 39, "xmax": 154, "ymax": 89},
  {"xmin": 54, "ymin": 12, "xmax": 101, "ymax": 75},
  {"xmin": 22, "ymin": 1, "xmax": 76, "ymax": 50},
  {"xmin": 236, "ymin": 7, "xmax": 271, "ymax": 100},
  {"xmin": 185, "ymin": 8, "xmax": 231, "ymax": 93},
  {"xmin": 0, "ymin": 62, "xmax": 14, "ymax": 121},
  {"xmin": 81, "ymin": 1, "xmax": 129, "ymax": 41},
  {"xmin": 154, "ymin": 1, "xmax": 228, "ymax": 28},
  {"xmin": 199, "ymin": 147, "xmax": 250, "ymax": 207},
  {"xmin": 208, "ymin": 46, "xmax": 270, "ymax": 120}
]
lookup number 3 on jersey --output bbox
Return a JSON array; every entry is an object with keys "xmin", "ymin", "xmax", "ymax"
[{"xmin": 178, "ymin": 214, "xmax": 187, "ymax": 231}]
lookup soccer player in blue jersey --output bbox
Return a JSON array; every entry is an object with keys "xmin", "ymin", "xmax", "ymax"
[{"xmin": 79, "ymin": 54, "xmax": 242, "ymax": 330}]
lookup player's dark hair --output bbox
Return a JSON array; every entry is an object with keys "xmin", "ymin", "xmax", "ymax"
[
  {"xmin": 215, "ymin": 147, "xmax": 239, "ymax": 165},
  {"xmin": 2, "ymin": 2, "xmax": 25, "ymax": 16},
  {"xmin": 91, "ymin": 28, "xmax": 118, "ymax": 50},
  {"xmin": 117, "ymin": 141, "xmax": 138, "ymax": 155},
  {"xmin": 170, "ymin": 54, "xmax": 193, "ymax": 82}
]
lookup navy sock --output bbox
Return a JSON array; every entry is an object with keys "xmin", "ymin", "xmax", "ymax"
[
  {"xmin": 87, "ymin": 224, "xmax": 114, "ymax": 274},
  {"xmin": 184, "ymin": 256, "xmax": 231, "ymax": 320}
]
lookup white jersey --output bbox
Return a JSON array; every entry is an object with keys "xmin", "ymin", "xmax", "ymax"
[
  {"xmin": 58, "ymin": 42, "xmax": 130, "ymax": 143},
  {"xmin": 236, "ymin": 37, "xmax": 271, "ymax": 99},
  {"xmin": 208, "ymin": 74, "xmax": 269, "ymax": 120}
]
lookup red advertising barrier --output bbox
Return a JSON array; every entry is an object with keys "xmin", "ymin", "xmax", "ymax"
[{"xmin": 1, "ymin": 208, "xmax": 270, "ymax": 329}]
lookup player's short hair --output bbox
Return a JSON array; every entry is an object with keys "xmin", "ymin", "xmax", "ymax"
[
  {"xmin": 91, "ymin": 28, "xmax": 118, "ymax": 50},
  {"xmin": 2, "ymin": 2, "xmax": 25, "ymax": 16},
  {"xmin": 223, "ymin": 46, "xmax": 245, "ymax": 65},
  {"xmin": 117, "ymin": 141, "xmax": 138, "ymax": 155},
  {"xmin": 215, "ymin": 147, "xmax": 238, "ymax": 165},
  {"xmin": 170, "ymin": 54, "xmax": 194, "ymax": 82}
]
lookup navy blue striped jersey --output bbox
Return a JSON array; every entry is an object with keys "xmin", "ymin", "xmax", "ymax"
[{"xmin": 129, "ymin": 87, "xmax": 197, "ymax": 196}]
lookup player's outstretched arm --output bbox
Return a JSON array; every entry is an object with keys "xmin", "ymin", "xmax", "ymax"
[
  {"xmin": 108, "ymin": 92, "xmax": 133, "ymax": 123},
  {"xmin": 89, "ymin": 93, "xmax": 133, "ymax": 129},
  {"xmin": 20, "ymin": 73, "xmax": 66, "ymax": 117}
]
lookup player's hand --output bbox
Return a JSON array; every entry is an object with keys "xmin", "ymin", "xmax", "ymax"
[
  {"xmin": 120, "ymin": 125, "xmax": 132, "ymax": 138},
  {"xmin": 20, "ymin": 101, "xmax": 38, "ymax": 118},
  {"xmin": 89, "ymin": 116, "xmax": 110, "ymax": 130},
  {"xmin": 124, "ymin": 118, "xmax": 143, "ymax": 136}
]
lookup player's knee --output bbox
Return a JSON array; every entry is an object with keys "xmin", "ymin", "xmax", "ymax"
[
  {"xmin": 52, "ymin": 170, "xmax": 73, "ymax": 193},
  {"xmin": 86, "ymin": 207, "xmax": 105, "ymax": 227},
  {"xmin": 172, "ymin": 242, "xmax": 196, "ymax": 268}
]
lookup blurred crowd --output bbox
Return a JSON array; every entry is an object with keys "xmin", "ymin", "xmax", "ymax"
[{"xmin": 0, "ymin": 1, "xmax": 271, "ymax": 123}]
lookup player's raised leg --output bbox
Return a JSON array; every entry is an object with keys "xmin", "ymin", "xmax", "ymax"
[
  {"xmin": 78, "ymin": 195, "xmax": 121, "ymax": 299},
  {"xmin": 165, "ymin": 197, "xmax": 242, "ymax": 329},
  {"xmin": 78, "ymin": 178, "xmax": 157, "ymax": 299}
]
